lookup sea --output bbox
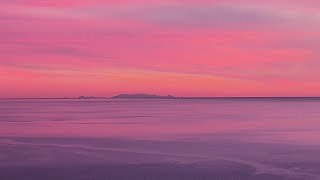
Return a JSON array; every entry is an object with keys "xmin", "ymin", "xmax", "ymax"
[{"xmin": 0, "ymin": 98, "xmax": 320, "ymax": 180}]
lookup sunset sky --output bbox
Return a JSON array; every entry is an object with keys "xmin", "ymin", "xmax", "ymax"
[{"xmin": 1, "ymin": 0, "xmax": 320, "ymax": 98}]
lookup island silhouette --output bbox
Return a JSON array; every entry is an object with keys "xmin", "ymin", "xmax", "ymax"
[
  {"xmin": 3, "ymin": 95, "xmax": 320, "ymax": 100},
  {"xmin": 74, "ymin": 94, "xmax": 320, "ymax": 100},
  {"xmin": 111, "ymin": 94, "xmax": 176, "ymax": 99}
]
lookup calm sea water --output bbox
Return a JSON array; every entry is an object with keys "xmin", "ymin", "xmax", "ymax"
[
  {"xmin": 1, "ymin": 98, "xmax": 320, "ymax": 144},
  {"xmin": 0, "ymin": 98, "xmax": 320, "ymax": 180}
]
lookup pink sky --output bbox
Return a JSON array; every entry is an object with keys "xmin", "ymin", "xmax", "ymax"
[{"xmin": 1, "ymin": 0, "xmax": 320, "ymax": 97}]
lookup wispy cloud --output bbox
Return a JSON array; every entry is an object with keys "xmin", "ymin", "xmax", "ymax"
[{"xmin": 1, "ymin": 2, "xmax": 320, "ymax": 30}]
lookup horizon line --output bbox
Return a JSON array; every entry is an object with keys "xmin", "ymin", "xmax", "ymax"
[{"xmin": 1, "ymin": 96, "xmax": 320, "ymax": 100}]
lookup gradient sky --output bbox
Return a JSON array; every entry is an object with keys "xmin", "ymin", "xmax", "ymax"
[{"xmin": 1, "ymin": 0, "xmax": 320, "ymax": 97}]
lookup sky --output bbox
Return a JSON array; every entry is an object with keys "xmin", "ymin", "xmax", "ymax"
[{"xmin": 0, "ymin": 0, "xmax": 320, "ymax": 98}]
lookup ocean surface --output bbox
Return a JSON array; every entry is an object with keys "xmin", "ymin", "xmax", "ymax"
[{"xmin": 0, "ymin": 98, "xmax": 320, "ymax": 180}]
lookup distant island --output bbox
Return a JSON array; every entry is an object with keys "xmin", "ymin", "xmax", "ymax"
[
  {"xmin": 4, "ymin": 95, "xmax": 320, "ymax": 100},
  {"xmin": 111, "ymin": 94, "xmax": 176, "ymax": 99},
  {"xmin": 78, "ymin": 96, "xmax": 107, "ymax": 99}
]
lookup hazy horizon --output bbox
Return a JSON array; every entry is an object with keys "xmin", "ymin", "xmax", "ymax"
[
  {"xmin": 3, "ymin": 95, "xmax": 320, "ymax": 99},
  {"xmin": 2, "ymin": 92, "xmax": 320, "ymax": 99}
]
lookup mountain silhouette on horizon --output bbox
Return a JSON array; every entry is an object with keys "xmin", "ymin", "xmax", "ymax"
[
  {"xmin": 111, "ymin": 94, "xmax": 176, "ymax": 99},
  {"xmin": 78, "ymin": 96, "xmax": 107, "ymax": 99}
]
